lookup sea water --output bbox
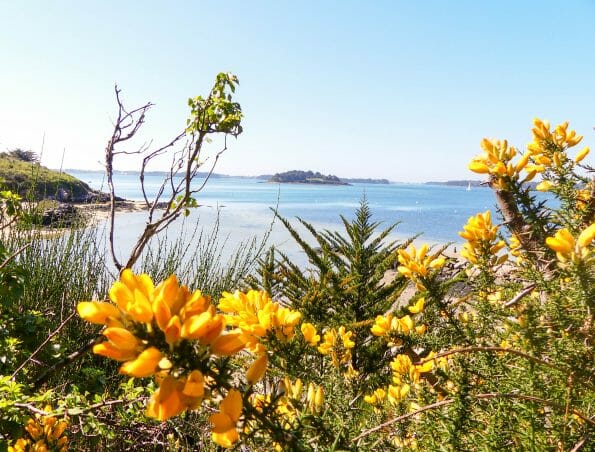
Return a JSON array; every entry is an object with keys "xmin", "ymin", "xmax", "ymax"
[{"xmin": 68, "ymin": 170, "xmax": 497, "ymax": 267}]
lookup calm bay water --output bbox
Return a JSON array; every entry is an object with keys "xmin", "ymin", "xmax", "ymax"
[{"xmin": 68, "ymin": 170, "xmax": 497, "ymax": 267}]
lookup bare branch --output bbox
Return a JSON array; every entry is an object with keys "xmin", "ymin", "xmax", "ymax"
[
  {"xmin": 0, "ymin": 242, "xmax": 31, "ymax": 271},
  {"xmin": 15, "ymin": 397, "xmax": 149, "ymax": 418},
  {"xmin": 33, "ymin": 335, "xmax": 102, "ymax": 389},
  {"xmin": 417, "ymin": 346, "xmax": 591, "ymax": 383},
  {"xmin": 11, "ymin": 311, "xmax": 76, "ymax": 379},
  {"xmin": 104, "ymin": 86, "xmax": 153, "ymax": 270},
  {"xmin": 352, "ymin": 392, "xmax": 594, "ymax": 442},
  {"xmin": 570, "ymin": 433, "xmax": 591, "ymax": 452},
  {"xmin": 504, "ymin": 283, "xmax": 537, "ymax": 308}
]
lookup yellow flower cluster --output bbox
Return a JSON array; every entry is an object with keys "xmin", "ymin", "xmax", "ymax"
[
  {"xmin": 248, "ymin": 377, "xmax": 324, "ymax": 440},
  {"xmin": 545, "ymin": 223, "xmax": 595, "ymax": 264},
  {"xmin": 8, "ymin": 405, "xmax": 68, "ymax": 452},
  {"xmin": 390, "ymin": 352, "xmax": 448, "ymax": 385},
  {"xmin": 77, "ymin": 272, "xmax": 310, "ymax": 448},
  {"xmin": 317, "ymin": 326, "xmax": 355, "ymax": 368},
  {"xmin": 276, "ymin": 377, "xmax": 324, "ymax": 415},
  {"xmin": 218, "ymin": 290, "xmax": 302, "ymax": 353},
  {"xmin": 146, "ymin": 370, "xmax": 205, "ymax": 421},
  {"xmin": 397, "ymin": 244, "xmax": 446, "ymax": 290},
  {"xmin": 529, "ymin": 118, "xmax": 586, "ymax": 163},
  {"xmin": 469, "ymin": 138, "xmax": 523, "ymax": 187},
  {"xmin": 468, "ymin": 119, "xmax": 589, "ymax": 191},
  {"xmin": 78, "ymin": 271, "xmax": 242, "ymax": 370},
  {"xmin": 576, "ymin": 187, "xmax": 592, "ymax": 212},
  {"xmin": 526, "ymin": 119, "xmax": 589, "ymax": 190},
  {"xmin": 371, "ymin": 313, "xmax": 426, "ymax": 346},
  {"xmin": 365, "ymin": 352, "xmax": 436, "ymax": 407},
  {"xmin": 459, "ymin": 211, "xmax": 507, "ymax": 267},
  {"xmin": 77, "ymin": 271, "xmax": 248, "ymax": 425}
]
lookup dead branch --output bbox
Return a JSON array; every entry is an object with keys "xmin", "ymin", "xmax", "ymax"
[
  {"xmin": 105, "ymin": 86, "xmax": 153, "ymax": 270},
  {"xmin": 0, "ymin": 242, "xmax": 31, "ymax": 271},
  {"xmin": 33, "ymin": 335, "xmax": 102, "ymax": 389},
  {"xmin": 504, "ymin": 283, "xmax": 537, "ymax": 308},
  {"xmin": 352, "ymin": 392, "xmax": 594, "ymax": 442}
]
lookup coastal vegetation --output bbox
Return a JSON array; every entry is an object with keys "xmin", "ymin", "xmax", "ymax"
[
  {"xmin": 0, "ymin": 152, "xmax": 100, "ymax": 202},
  {"xmin": 0, "ymin": 74, "xmax": 593, "ymax": 451}
]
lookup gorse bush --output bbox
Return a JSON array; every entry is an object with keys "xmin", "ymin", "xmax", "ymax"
[{"xmin": 0, "ymin": 70, "xmax": 593, "ymax": 451}]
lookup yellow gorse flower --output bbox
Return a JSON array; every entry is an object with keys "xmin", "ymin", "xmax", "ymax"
[
  {"xmin": 317, "ymin": 326, "xmax": 355, "ymax": 367},
  {"xmin": 248, "ymin": 376, "xmax": 323, "ymax": 437},
  {"xmin": 408, "ymin": 297, "xmax": 425, "ymax": 314},
  {"xmin": 574, "ymin": 146, "xmax": 590, "ymax": 164},
  {"xmin": 77, "ymin": 271, "xmax": 257, "ymax": 423},
  {"xmin": 390, "ymin": 352, "xmax": 448, "ymax": 385},
  {"xmin": 387, "ymin": 383, "xmax": 410, "ymax": 404},
  {"xmin": 364, "ymin": 387, "xmax": 387, "ymax": 405},
  {"xmin": 576, "ymin": 188, "xmax": 591, "ymax": 212},
  {"xmin": 338, "ymin": 326, "xmax": 355, "ymax": 349},
  {"xmin": 78, "ymin": 271, "xmax": 236, "ymax": 379},
  {"xmin": 530, "ymin": 118, "xmax": 583, "ymax": 153},
  {"xmin": 525, "ymin": 119, "xmax": 590, "ymax": 185},
  {"xmin": 306, "ymin": 382, "xmax": 325, "ymax": 414},
  {"xmin": 218, "ymin": 290, "xmax": 301, "ymax": 349},
  {"xmin": 246, "ymin": 354, "xmax": 268, "ymax": 385},
  {"xmin": 371, "ymin": 313, "xmax": 422, "ymax": 346},
  {"xmin": 546, "ymin": 223, "xmax": 595, "ymax": 263},
  {"xmin": 390, "ymin": 354, "xmax": 413, "ymax": 376},
  {"xmin": 459, "ymin": 211, "xmax": 507, "ymax": 267},
  {"xmin": 209, "ymin": 389, "xmax": 243, "ymax": 449},
  {"xmin": 535, "ymin": 180, "xmax": 555, "ymax": 192},
  {"xmin": 397, "ymin": 244, "xmax": 446, "ymax": 290},
  {"xmin": 300, "ymin": 322, "xmax": 321, "ymax": 346},
  {"xmin": 146, "ymin": 371, "xmax": 205, "ymax": 421},
  {"xmin": 468, "ymin": 139, "xmax": 522, "ymax": 188},
  {"xmin": 8, "ymin": 405, "xmax": 68, "ymax": 452},
  {"xmin": 468, "ymin": 119, "xmax": 587, "ymax": 190}
]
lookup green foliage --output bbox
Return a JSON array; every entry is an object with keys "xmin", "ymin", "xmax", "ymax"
[
  {"xmin": 186, "ymin": 72, "xmax": 243, "ymax": 136},
  {"xmin": 249, "ymin": 198, "xmax": 412, "ymax": 384},
  {"xmin": 255, "ymin": 198, "xmax": 408, "ymax": 324}
]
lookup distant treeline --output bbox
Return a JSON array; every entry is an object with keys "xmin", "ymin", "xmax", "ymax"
[{"xmin": 425, "ymin": 180, "xmax": 485, "ymax": 187}]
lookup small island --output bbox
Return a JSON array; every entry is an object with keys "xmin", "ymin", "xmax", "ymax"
[{"xmin": 268, "ymin": 170, "xmax": 350, "ymax": 185}]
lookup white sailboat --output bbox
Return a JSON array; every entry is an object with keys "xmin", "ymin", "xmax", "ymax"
[{"xmin": 466, "ymin": 182, "xmax": 471, "ymax": 191}]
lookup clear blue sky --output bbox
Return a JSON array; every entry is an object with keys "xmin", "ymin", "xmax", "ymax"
[{"xmin": 1, "ymin": 1, "xmax": 593, "ymax": 182}]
